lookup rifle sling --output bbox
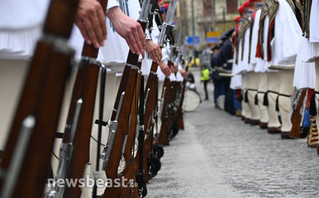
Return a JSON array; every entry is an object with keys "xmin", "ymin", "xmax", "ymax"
[{"xmin": 90, "ymin": 135, "xmax": 106, "ymax": 147}]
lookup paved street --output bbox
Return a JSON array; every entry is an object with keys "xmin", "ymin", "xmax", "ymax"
[{"xmin": 147, "ymin": 69, "xmax": 319, "ymax": 198}]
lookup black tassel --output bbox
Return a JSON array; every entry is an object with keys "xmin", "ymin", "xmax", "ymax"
[
  {"xmin": 276, "ymin": 95, "xmax": 279, "ymax": 111},
  {"xmin": 263, "ymin": 92, "xmax": 268, "ymax": 106},
  {"xmin": 254, "ymin": 93, "xmax": 258, "ymax": 105},
  {"xmin": 244, "ymin": 90, "xmax": 249, "ymax": 103},
  {"xmin": 309, "ymin": 92, "xmax": 317, "ymax": 116}
]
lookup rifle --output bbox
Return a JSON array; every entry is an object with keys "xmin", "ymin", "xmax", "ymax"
[
  {"xmin": 104, "ymin": 62, "xmax": 142, "ymax": 198},
  {"xmin": 289, "ymin": 89, "xmax": 307, "ymax": 138},
  {"xmin": 146, "ymin": 79, "xmax": 163, "ymax": 179},
  {"xmin": 174, "ymin": 29, "xmax": 185, "ymax": 131},
  {"xmin": 177, "ymin": 74, "xmax": 186, "ymax": 130},
  {"xmin": 100, "ymin": 0, "xmax": 151, "ymax": 197},
  {"xmin": 157, "ymin": 0, "xmax": 178, "ymax": 146},
  {"xmin": 158, "ymin": 76, "xmax": 172, "ymax": 145},
  {"xmin": 0, "ymin": 0, "xmax": 79, "ymax": 197},
  {"xmin": 46, "ymin": 0, "xmax": 108, "ymax": 196},
  {"xmin": 122, "ymin": 70, "xmax": 144, "ymax": 198}
]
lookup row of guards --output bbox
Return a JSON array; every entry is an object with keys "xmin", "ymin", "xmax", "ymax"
[
  {"xmin": 0, "ymin": 0, "xmax": 190, "ymax": 197},
  {"xmin": 219, "ymin": 0, "xmax": 319, "ymax": 154}
]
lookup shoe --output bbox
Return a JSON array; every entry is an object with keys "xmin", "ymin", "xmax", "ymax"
[
  {"xmin": 250, "ymin": 119, "xmax": 260, "ymax": 126},
  {"xmin": 267, "ymin": 126, "xmax": 281, "ymax": 134},
  {"xmin": 281, "ymin": 131, "xmax": 292, "ymax": 139},
  {"xmin": 259, "ymin": 122, "xmax": 268, "ymax": 129},
  {"xmin": 244, "ymin": 118, "xmax": 251, "ymax": 124}
]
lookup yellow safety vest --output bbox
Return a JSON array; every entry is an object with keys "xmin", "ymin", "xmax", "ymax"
[{"xmin": 201, "ymin": 68, "xmax": 210, "ymax": 81}]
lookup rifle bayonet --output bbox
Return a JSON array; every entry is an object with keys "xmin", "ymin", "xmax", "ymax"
[
  {"xmin": 138, "ymin": 0, "xmax": 152, "ymax": 23},
  {"xmin": 158, "ymin": 0, "xmax": 178, "ymax": 47}
]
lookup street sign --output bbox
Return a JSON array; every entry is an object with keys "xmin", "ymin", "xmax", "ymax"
[
  {"xmin": 186, "ymin": 36, "xmax": 201, "ymax": 46},
  {"xmin": 206, "ymin": 31, "xmax": 221, "ymax": 44},
  {"xmin": 206, "ymin": 37, "xmax": 220, "ymax": 44}
]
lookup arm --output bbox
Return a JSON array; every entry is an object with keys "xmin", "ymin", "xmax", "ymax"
[{"xmin": 106, "ymin": 6, "xmax": 146, "ymax": 55}]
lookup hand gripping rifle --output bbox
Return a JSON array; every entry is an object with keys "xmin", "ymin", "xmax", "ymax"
[
  {"xmin": 100, "ymin": 1, "xmax": 152, "ymax": 197},
  {"xmin": 290, "ymin": 89, "xmax": 307, "ymax": 138},
  {"xmin": 41, "ymin": 1, "xmax": 108, "ymax": 197},
  {"xmin": 0, "ymin": 0, "xmax": 80, "ymax": 197},
  {"xmin": 51, "ymin": 0, "xmax": 108, "ymax": 197}
]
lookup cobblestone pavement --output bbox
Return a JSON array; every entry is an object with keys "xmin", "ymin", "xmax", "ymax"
[{"xmin": 147, "ymin": 69, "xmax": 319, "ymax": 198}]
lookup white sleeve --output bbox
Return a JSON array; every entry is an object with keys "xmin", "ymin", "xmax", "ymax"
[
  {"xmin": 106, "ymin": 0, "xmax": 119, "ymax": 12},
  {"xmin": 178, "ymin": 62, "xmax": 183, "ymax": 70}
]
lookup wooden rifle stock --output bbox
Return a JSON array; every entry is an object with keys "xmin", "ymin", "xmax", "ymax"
[
  {"xmin": 103, "ymin": 53, "xmax": 140, "ymax": 196},
  {"xmin": 290, "ymin": 89, "xmax": 307, "ymax": 138},
  {"xmin": 120, "ymin": 70, "xmax": 143, "ymax": 198},
  {"xmin": 158, "ymin": 76, "xmax": 171, "ymax": 145},
  {"xmin": 0, "ymin": 0, "xmax": 80, "ymax": 197},
  {"xmin": 102, "ymin": 3, "xmax": 149, "ymax": 195},
  {"xmin": 137, "ymin": 61, "xmax": 158, "ymax": 182},
  {"xmin": 177, "ymin": 65, "xmax": 188, "ymax": 130},
  {"xmin": 61, "ymin": 0, "xmax": 108, "ymax": 196},
  {"xmin": 177, "ymin": 80, "xmax": 186, "ymax": 130},
  {"xmin": 104, "ymin": 62, "xmax": 142, "ymax": 198},
  {"xmin": 62, "ymin": 60, "xmax": 100, "ymax": 198}
]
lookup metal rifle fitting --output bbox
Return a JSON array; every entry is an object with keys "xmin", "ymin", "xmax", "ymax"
[{"xmin": 101, "ymin": 92, "xmax": 125, "ymax": 170}]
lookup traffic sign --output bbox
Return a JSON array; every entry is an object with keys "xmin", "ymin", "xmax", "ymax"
[
  {"xmin": 206, "ymin": 31, "xmax": 221, "ymax": 44},
  {"xmin": 186, "ymin": 36, "xmax": 201, "ymax": 46}
]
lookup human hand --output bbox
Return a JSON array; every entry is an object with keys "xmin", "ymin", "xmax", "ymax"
[
  {"xmin": 75, "ymin": 0, "xmax": 107, "ymax": 48},
  {"xmin": 159, "ymin": 61, "xmax": 171, "ymax": 76},
  {"xmin": 180, "ymin": 69, "xmax": 188, "ymax": 79},
  {"xmin": 171, "ymin": 63, "xmax": 178, "ymax": 73},
  {"xmin": 107, "ymin": 7, "xmax": 146, "ymax": 55},
  {"xmin": 145, "ymin": 40, "xmax": 162, "ymax": 63}
]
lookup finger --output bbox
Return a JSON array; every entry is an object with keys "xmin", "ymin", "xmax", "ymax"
[
  {"xmin": 137, "ymin": 24, "xmax": 146, "ymax": 48},
  {"xmin": 150, "ymin": 51, "xmax": 156, "ymax": 62},
  {"xmin": 75, "ymin": 19, "xmax": 91, "ymax": 44},
  {"xmin": 96, "ymin": 5, "xmax": 107, "ymax": 41},
  {"xmin": 90, "ymin": 10, "xmax": 104, "ymax": 46},
  {"xmin": 133, "ymin": 27, "xmax": 144, "ymax": 55},
  {"xmin": 128, "ymin": 33, "xmax": 139, "ymax": 54},
  {"xmin": 156, "ymin": 50, "xmax": 162, "ymax": 63},
  {"xmin": 83, "ymin": 17, "xmax": 100, "ymax": 48}
]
